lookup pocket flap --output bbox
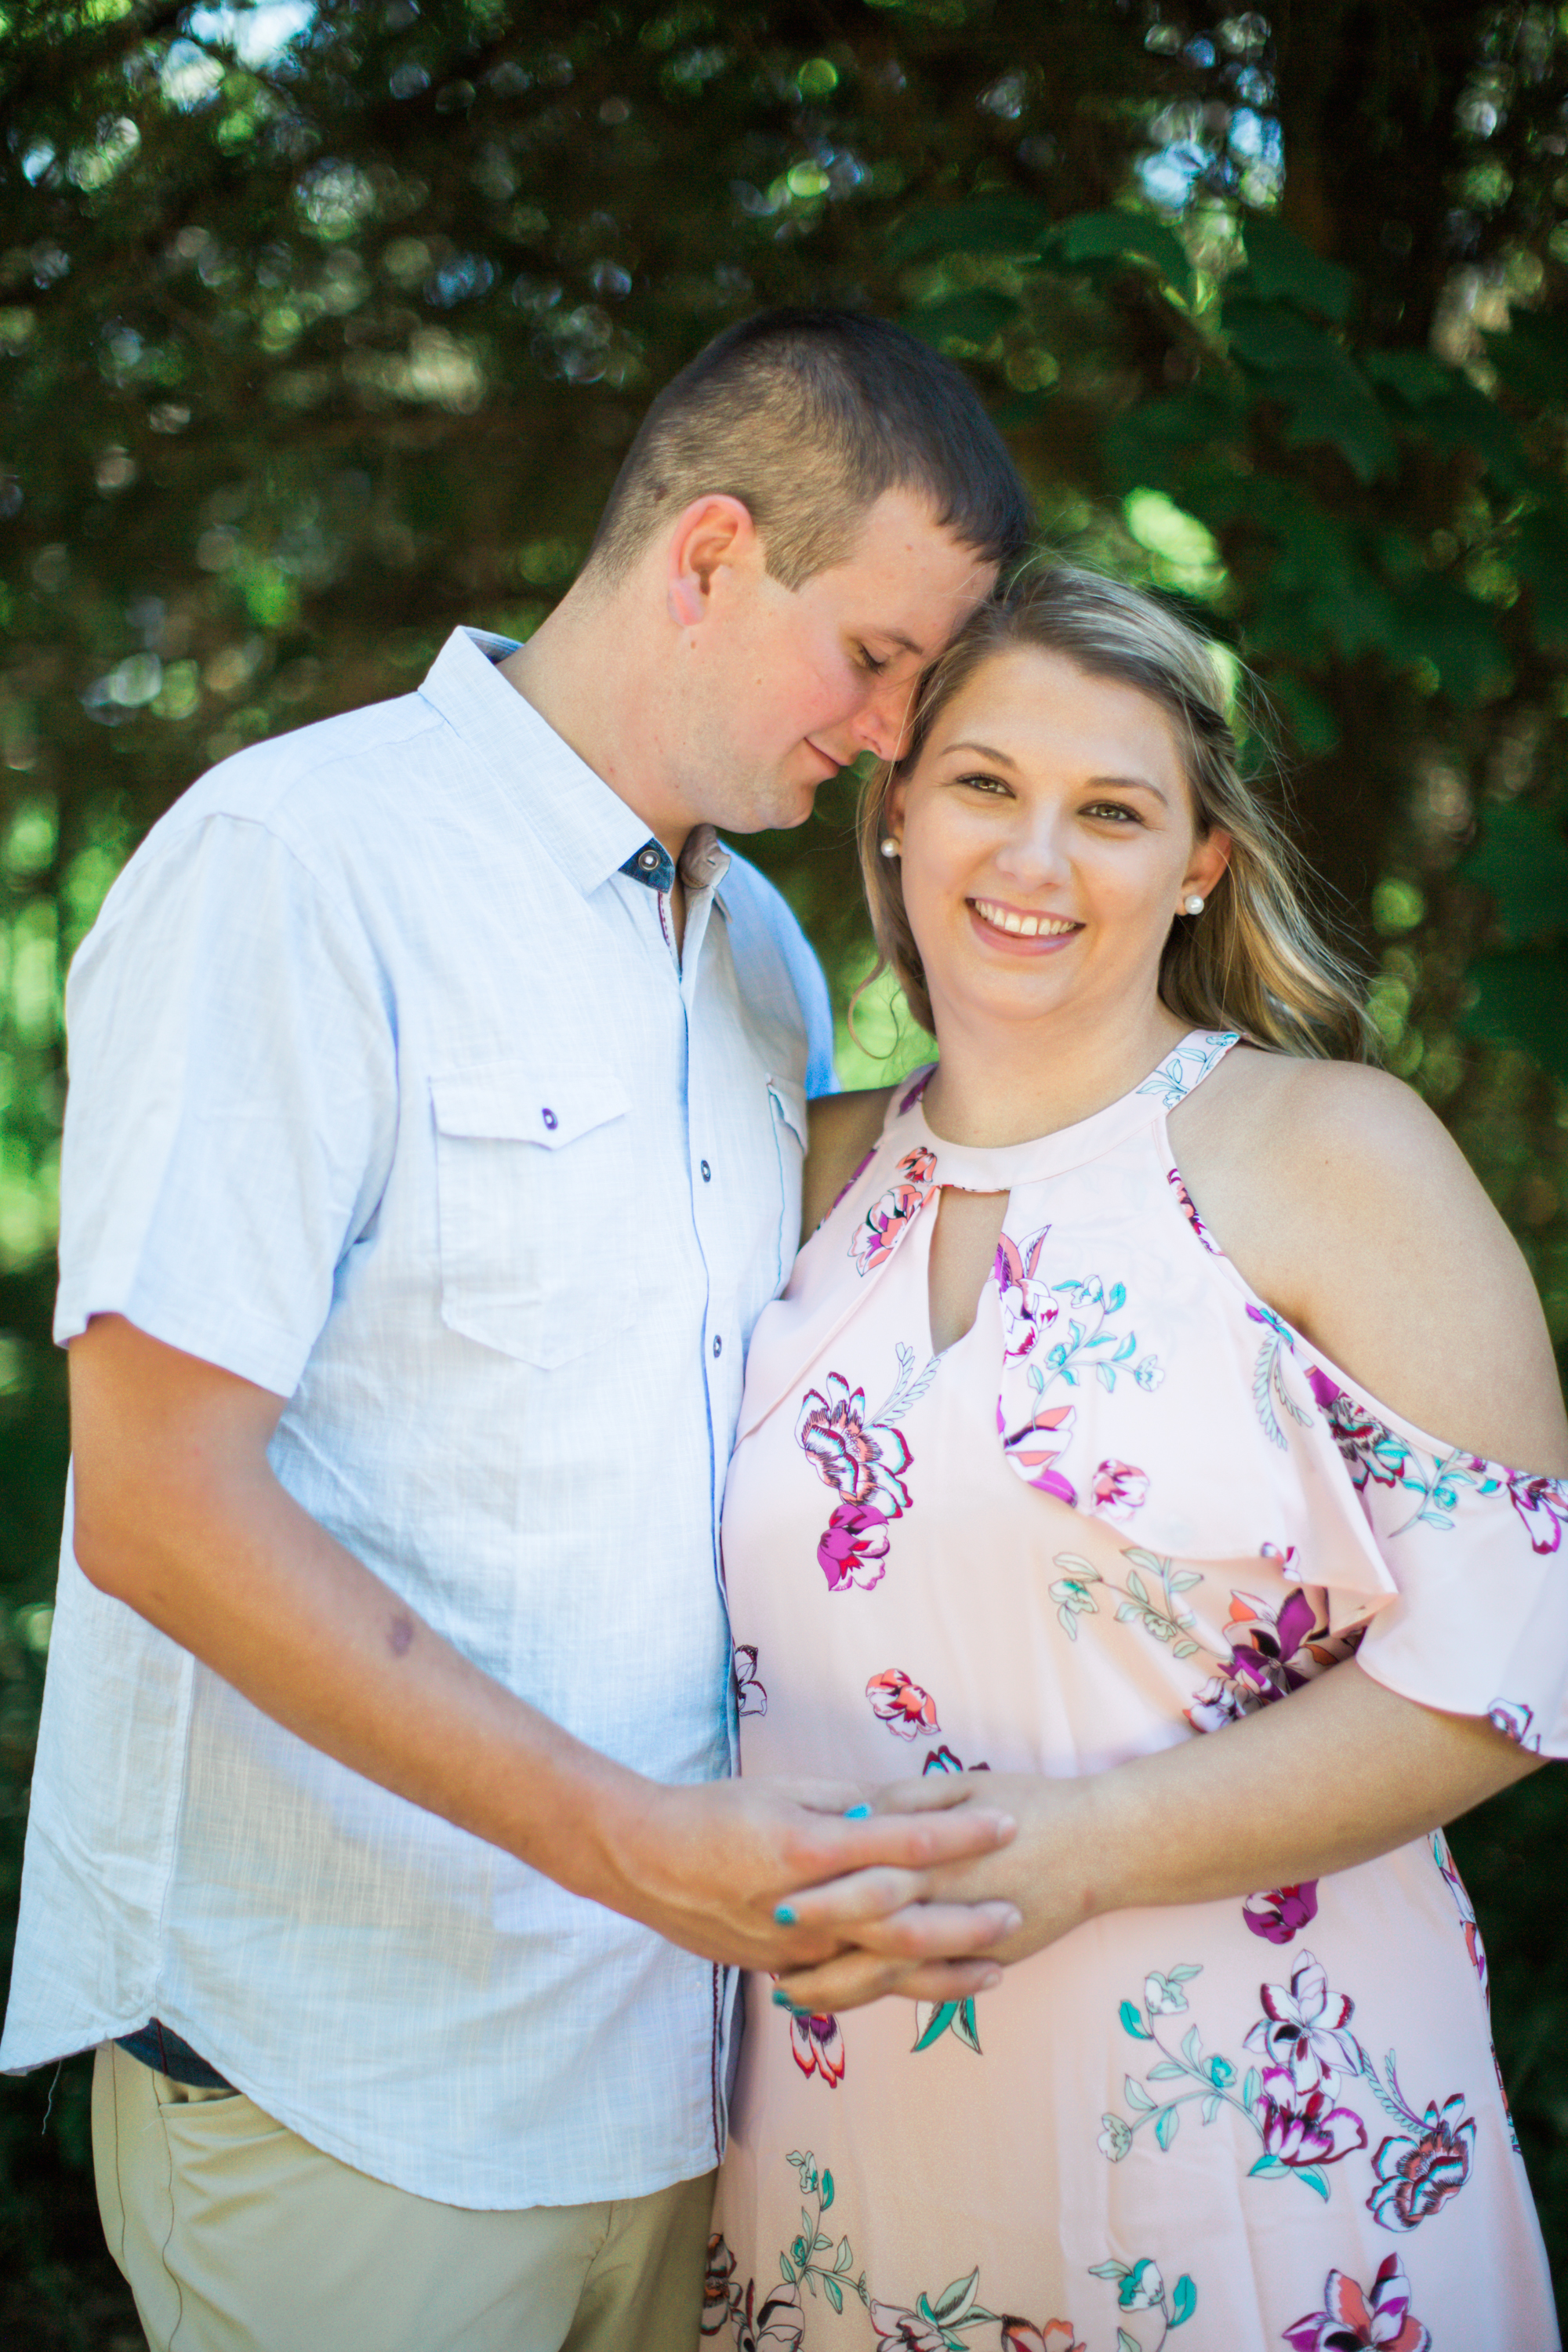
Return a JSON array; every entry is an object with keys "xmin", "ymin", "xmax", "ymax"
[
  {"xmin": 430, "ymin": 1063, "xmax": 629, "ymax": 1149},
  {"xmin": 767, "ymin": 1075, "xmax": 809, "ymax": 1149}
]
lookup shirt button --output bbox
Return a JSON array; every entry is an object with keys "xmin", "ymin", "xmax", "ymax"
[
  {"xmin": 541, "ymin": 1107, "xmax": 557, "ymax": 1131},
  {"xmin": 638, "ymin": 846, "xmax": 660, "ymax": 870},
  {"xmin": 700, "ymin": 1160, "xmax": 712, "ymax": 1182},
  {"xmin": 712, "ymin": 1334, "xmax": 722, "ymax": 1358}
]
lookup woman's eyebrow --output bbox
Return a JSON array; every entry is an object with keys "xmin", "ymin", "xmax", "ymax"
[{"xmin": 942, "ymin": 739, "xmax": 1020, "ymax": 766}]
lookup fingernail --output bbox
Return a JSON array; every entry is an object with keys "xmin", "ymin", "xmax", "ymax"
[
  {"xmin": 774, "ymin": 1904, "xmax": 797, "ymax": 1926},
  {"xmin": 843, "ymin": 1802, "xmax": 872, "ymax": 1820},
  {"xmin": 979, "ymin": 1968, "xmax": 1004, "ymax": 1991},
  {"xmin": 771, "ymin": 1986, "xmax": 793, "ymax": 2007},
  {"xmin": 1001, "ymin": 1908, "xmax": 1023, "ymax": 1932}
]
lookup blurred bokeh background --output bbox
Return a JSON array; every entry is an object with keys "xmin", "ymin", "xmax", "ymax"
[{"xmin": 5, "ymin": 1, "xmax": 1568, "ymax": 2339}]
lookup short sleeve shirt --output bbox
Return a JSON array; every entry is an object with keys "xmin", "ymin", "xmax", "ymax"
[{"xmin": 0, "ymin": 628, "xmax": 835, "ymax": 2209}]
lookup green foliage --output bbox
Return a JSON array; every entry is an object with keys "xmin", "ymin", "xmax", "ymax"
[{"xmin": 3, "ymin": 0, "xmax": 1568, "ymax": 2333}]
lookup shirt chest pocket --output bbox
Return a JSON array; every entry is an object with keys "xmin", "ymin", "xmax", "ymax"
[{"xmin": 430, "ymin": 1063, "xmax": 639, "ymax": 1368}]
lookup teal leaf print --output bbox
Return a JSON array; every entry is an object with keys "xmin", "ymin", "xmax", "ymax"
[
  {"xmin": 1298, "ymin": 2165, "xmax": 1331, "ymax": 2200},
  {"xmin": 1054, "ymin": 1547, "xmax": 1205, "ymax": 1663},
  {"xmin": 820, "ymin": 2169, "xmax": 834, "ymax": 2210},
  {"xmin": 1090, "ymin": 2259, "xmax": 1131, "ymax": 2281},
  {"xmin": 928, "ymin": 2270, "xmax": 982, "ymax": 2325},
  {"xmin": 1120, "ymin": 1999, "xmax": 1153, "ymax": 2039},
  {"xmin": 1249, "ymin": 2154, "xmax": 1288, "ymax": 2179},
  {"xmin": 1118, "ymin": 2333, "xmax": 1141, "ymax": 2352},
  {"xmin": 1125, "ymin": 2076, "xmax": 1156, "ymax": 2111},
  {"xmin": 1171, "ymin": 2274, "xmax": 1197, "ymax": 2328},
  {"xmin": 1155, "ymin": 2104, "xmax": 1180, "ymax": 2149},
  {"xmin": 913, "ymin": 1996, "xmax": 982, "ymax": 2054}
]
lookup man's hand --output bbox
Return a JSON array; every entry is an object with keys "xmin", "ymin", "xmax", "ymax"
[
  {"xmin": 70, "ymin": 1314, "xmax": 1019, "ymax": 1993},
  {"xmin": 591, "ymin": 1770, "xmax": 1020, "ymax": 1991}
]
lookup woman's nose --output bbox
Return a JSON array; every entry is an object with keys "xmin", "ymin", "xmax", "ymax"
[{"xmin": 993, "ymin": 810, "xmax": 1069, "ymax": 883}]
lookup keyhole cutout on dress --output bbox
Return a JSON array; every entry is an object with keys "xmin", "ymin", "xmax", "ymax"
[{"xmin": 926, "ymin": 1185, "xmax": 1010, "ymax": 1356}]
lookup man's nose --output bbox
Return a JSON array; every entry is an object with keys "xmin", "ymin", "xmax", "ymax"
[{"xmin": 849, "ymin": 673, "xmax": 916, "ymax": 764}]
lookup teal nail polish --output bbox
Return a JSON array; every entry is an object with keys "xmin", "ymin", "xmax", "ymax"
[
  {"xmin": 771, "ymin": 1986, "xmax": 793, "ymax": 2007},
  {"xmin": 774, "ymin": 1904, "xmax": 797, "ymax": 1926},
  {"xmin": 843, "ymin": 1802, "xmax": 872, "ymax": 1820}
]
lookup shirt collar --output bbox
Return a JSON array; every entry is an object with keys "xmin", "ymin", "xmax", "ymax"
[{"xmin": 419, "ymin": 627, "xmax": 720, "ymax": 898}]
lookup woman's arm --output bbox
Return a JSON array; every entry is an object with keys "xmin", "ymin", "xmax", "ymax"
[
  {"xmin": 771, "ymin": 1055, "xmax": 1563, "ymax": 2010},
  {"xmin": 800, "ymin": 1085, "xmax": 896, "ymax": 1240}
]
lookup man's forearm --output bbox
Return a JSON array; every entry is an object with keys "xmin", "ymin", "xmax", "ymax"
[{"xmin": 68, "ymin": 1315, "xmax": 1021, "ymax": 1989}]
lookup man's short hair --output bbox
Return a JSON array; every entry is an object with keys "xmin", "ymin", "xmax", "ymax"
[{"xmin": 586, "ymin": 308, "xmax": 1033, "ymax": 590}]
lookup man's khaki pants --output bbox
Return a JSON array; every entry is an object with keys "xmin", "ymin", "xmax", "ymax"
[{"xmin": 93, "ymin": 2042, "xmax": 714, "ymax": 2352}]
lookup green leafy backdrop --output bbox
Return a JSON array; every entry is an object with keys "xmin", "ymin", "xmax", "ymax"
[{"xmin": 4, "ymin": 2, "xmax": 1568, "ymax": 2337}]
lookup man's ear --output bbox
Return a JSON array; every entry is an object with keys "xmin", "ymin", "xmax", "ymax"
[{"xmin": 666, "ymin": 495, "xmax": 757, "ymax": 631}]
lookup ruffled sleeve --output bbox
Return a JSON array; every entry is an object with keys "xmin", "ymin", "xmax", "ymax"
[{"xmin": 1305, "ymin": 1361, "xmax": 1568, "ymax": 1756}]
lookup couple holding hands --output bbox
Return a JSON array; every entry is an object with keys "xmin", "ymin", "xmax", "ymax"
[{"xmin": 2, "ymin": 310, "xmax": 1563, "ymax": 2350}]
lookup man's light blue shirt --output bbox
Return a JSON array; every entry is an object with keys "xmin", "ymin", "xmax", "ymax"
[{"xmin": 0, "ymin": 628, "xmax": 835, "ymax": 2208}]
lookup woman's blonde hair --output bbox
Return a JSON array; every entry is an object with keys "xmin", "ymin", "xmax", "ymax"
[{"xmin": 858, "ymin": 563, "xmax": 1374, "ymax": 1061}]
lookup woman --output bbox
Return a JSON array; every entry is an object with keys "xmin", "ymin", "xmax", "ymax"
[{"xmin": 706, "ymin": 568, "xmax": 1566, "ymax": 2349}]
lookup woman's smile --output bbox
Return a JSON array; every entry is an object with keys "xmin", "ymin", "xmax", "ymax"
[{"xmin": 967, "ymin": 896, "xmax": 1083, "ymax": 950}]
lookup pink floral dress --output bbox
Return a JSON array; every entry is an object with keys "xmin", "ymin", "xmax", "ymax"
[{"xmin": 709, "ymin": 1032, "xmax": 1563, "ymax": 2352}]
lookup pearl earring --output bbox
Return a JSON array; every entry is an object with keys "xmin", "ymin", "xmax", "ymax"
[
  {"xmin": 1183, "ymin": 894, "xmax": 1205, "ymax": 916},
  {"xmin": 880, "ymin": 838, "xmax": 900, "ymax": 859}
]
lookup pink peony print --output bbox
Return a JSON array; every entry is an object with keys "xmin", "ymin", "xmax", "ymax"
[
  {"xmin": 866, "ymin": 1668, "xmax": 941, "ymax": 1738},
  {"xmin": 1245, "ymin": 1951, "xmax": 1363, "ymax": 2096},
  {"xmin": 1000, "ymin": 2325, "xmax": 1084, "ymax": 2352},
  {"xmin": 1505, "ymin": 1469, "xmax": 1568, "ymax": 1554},
  {"xmin": 1091, "ymin": 1458, "xmax": 1149, "ymax": 1520},
  {"xmin": 818, "ymin": 1501, "xmax": 891, "ymax": 1594},
  {"xmin": 732, "ymin": 1643, "xmax": 768, "ymax": 1719},
  {"xmin": 850, "ymin": 1147, "xmax": 938, "ymax": 1275},
  {"xmin": 1258, "ymin": 2071, "xmax": 1370, "ymax": 2169},
  {"xmin": 1283, "ymin": 2255, "xmax": 1429, "ymax": 2352},
  {"xmin": 789, "ymin": 2009, "xmax": 845, "ymax": 2088},
  {"xmin": 731, "ymin": 2278, "xmax": 804, "ymax": 2352},
  {"xmin": 1368, "ymin": 2092, "xmax": 1475, "ymax": 2231},
  {"xmin": 1242, "ymin": 1881, "xmax": 1320, "ymax": 1944},
  {"xmin": 797, "ymin": 1373, "xmax": 913, "ymax": 1515},
  {"xmin": 993, "ymin": 1225, "xmax": 1058, "ymax": 1363},
  {"xmin": 996, "ymin": 1395, "xmax": 1078, "ymax": 1503}
]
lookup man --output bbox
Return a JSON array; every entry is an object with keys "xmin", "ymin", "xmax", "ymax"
[{"xmin": 0, "ymin": 311, "xmax": 1033, "ymax": 2350}]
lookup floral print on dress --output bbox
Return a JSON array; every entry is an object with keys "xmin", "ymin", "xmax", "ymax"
[
  {"xmin": 1247, "ymin": 1304, "xmax": 1314, "ymax": 1453},
  {"xmin": 1283, "ymin": 2255, "xmax": 1429, "ymax": 2351},
  {"xmin": 734, "ymin": 1643, "xmax": 768, "ymax": 1719},
  {"xmin": 1504, "ymin": 1469, "xmax": 1568, "ymax": 1553},
  {"xmin": 995, "ymin": 1230, "xmax": 1161, "ymax": 1506},
  {"xmin": 850, "ymin": 1146, "xmax": 938, "ymax": 1276},
  {"xmin": 1486, "ymin": 1696, "xmax": 1541, "ymax": 1750},
  {"xmin": 1242, "ymin": 1882, "xmax": 1320, "ymax": 1945},
  {"xmin": 866, "ymin": 1668, "xmax": 942, "ymax": 1739},
  {"xmin": 1167, "ymin": 1166, "xmax": 1223, "ymax": 1254},
  {"xmin": 790, "ymin": 2010, "xmax": 845, "ymax": 2089},
  {"xmin": 1367, "ymin": 2089, "xmax": 1475, "ymax": 2232},
  {"xmin": 1306, "ymin": 1367, "xmax": 1502, "ymax": 1535},
  {"xmin": 797, "ymin": 1348, "xmax": 938, "ymax": 1594},
  {"xmin": 1133, "ymin": 1029, "xmax": 1240, "ymax": 1110}
]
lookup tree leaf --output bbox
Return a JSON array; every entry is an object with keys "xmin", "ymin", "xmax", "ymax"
[
  {"xmin": 1461, "ymin": 944, "xmax": 1568, "ymax": 1082},
  {"xmin": 1456, "ymin": 801, "xmax": 1568, "ymax": 946},
  {"xmin": 1040, "ymin": 208, "xmax": 1195, "ymax": 301},
  {"xmin": 903, "ymin": 289, "xmax": 1021, "ymax": 348},
  {"xmin": 1241, "ymin": 213, "xmax": 1354, "ymax": 321},
  {"xmin": 887, "ymin": 196, "xmax": 1051, "ymax": 262}
]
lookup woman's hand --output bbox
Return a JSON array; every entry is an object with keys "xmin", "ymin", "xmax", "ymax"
[{"xmin": 769, "ymin": 1771, "xmax": 1083, "ymax": 2013}]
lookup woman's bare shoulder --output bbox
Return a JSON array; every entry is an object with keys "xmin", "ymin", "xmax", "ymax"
[
  {"xmin": 800, "ymin": 1087, "xmax": 896, "ymax": 1240},
  {"xmin": 1175, "ymin": 1049, "xmax": 1568, "ymax": 1468}
]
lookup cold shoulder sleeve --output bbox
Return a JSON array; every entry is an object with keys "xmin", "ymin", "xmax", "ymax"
[{"xmin": 1305, "ymin": 1361, "xmax": 1568, "ymax": 1755}]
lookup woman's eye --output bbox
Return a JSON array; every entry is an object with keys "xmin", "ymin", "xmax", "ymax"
[
  {"xmin": 1084, "ymin": 800, "xmax": 1142, "ymax": 824},
  {"xmin": 956, "ymin": 771, "xmax": 1011, "ymax": 796},
  {"xmin": 856, "ymin": 644, "xmax": 887, "ymax": 676}
]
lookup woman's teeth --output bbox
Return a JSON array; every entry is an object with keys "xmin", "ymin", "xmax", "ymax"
[{"xmin": 972, "ymin": 899, "xmax": 1079, "ymax": 938}]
